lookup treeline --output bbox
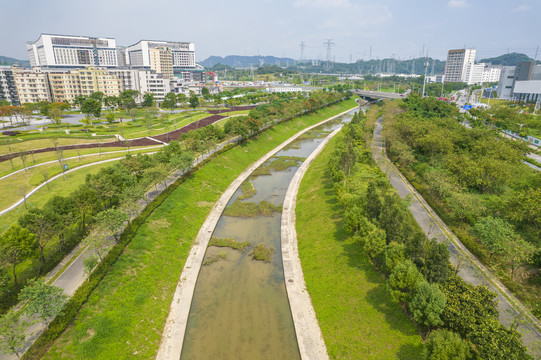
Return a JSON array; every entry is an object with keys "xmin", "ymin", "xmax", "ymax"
[
  {"xmin": 327, "ymin": 111, "xmax": 531, "ymax": 359},
  {"xmin": 0, "ymin": 140, "xmax": 194, "ymax": 313},
  {"xmin": 383, "ymin": 95, "xmax": 540, "ymax": 318}
]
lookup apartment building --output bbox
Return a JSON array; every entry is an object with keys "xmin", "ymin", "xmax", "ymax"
[
  {"xmin": 149, "ymin": 47, "xmax": 174, "ymax": 80},
  {"xmin": 47, "ymin": 67, "xmax": 122, "ymax": 102},
  {"xmin": 12, "ymin": 67, "xmax": 52, "ymax": 103},
  {"xmin": 0, "ymin": 66, "xmax": 19, "ymax": 105},
  {"xmin": 444, "ymin": 49, "xmax": 476, "ymax": 83}
]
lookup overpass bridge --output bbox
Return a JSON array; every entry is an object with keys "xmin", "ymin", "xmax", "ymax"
[{"xmin": 354, "ymin": 90, "xmax": 404, "ymax": 101}]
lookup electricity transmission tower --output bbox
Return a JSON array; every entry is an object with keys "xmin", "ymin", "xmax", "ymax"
[
  {"xmin": 324, "ymin": 39, "xmax": 335, "ymax": 71},
  {"xmin": 299, "ymin": 41, "xmax": 306, "ymax": 63}
]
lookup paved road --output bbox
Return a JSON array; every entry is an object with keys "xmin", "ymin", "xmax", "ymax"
[{"xmin": 371, "ymin": 117, "xmax": 541, "ymax": 357}]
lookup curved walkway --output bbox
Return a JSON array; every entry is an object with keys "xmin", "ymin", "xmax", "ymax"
[
  {"xmin": 0, "ymin": 151, "xmax": 160, "ymax": 216},
  {"xmin": 0, "ymin": 145, "xmax": 163, "ymax": 182},
  {"xmin": 156, "ymin": 107, "xmax": 357, "ymax": 360},
  {"xmin": 372, "ymin": 117, "xmax": 541, "ymax": 357}
]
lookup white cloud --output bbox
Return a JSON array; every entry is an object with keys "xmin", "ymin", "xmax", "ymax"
[
  {"xmin": 294, "ymin": 0, "xmax": 351, "ymax": 8},
  {"xmin": 447, "ymin": 0, "xmax": 467, "ymax": 8},
  {"xmin": 512, "ymin": 4, "xmax": 531, "ymax": 12}
]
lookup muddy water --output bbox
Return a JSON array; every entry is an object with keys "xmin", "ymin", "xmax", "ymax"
[{"xmin": 180, "ymin": 110, "xmax": 358, "ymax": 360}]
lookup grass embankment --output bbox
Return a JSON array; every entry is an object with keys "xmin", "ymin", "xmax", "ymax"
[
  {"xmin": 296, "ymin": 134, "xmax": 423, "ymax": 359},
  {"xmin": 39, "ymin": 99, "xmax": 357, "ymax": 359}
]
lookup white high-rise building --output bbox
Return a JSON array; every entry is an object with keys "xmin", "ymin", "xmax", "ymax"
[
  {"xmin": 127, "ymin": 40, "xmax": 195, "ymax": 69},
  {"xmin": 444, "ymin": 48, "xmax": 476, "ymax": 83},
  {"xmin": 26, "ymin": 34, "xmax": 118, "ymax": 69}
]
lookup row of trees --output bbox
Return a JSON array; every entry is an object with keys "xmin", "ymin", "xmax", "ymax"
[
  {"xmin": 383, "ymin": 95, "xmax": 540, "ymax": 317},
  {"xmin": 327, "ymin": 111, "xmax": 531, "ymax": 359},
  {"xmin": 0, "ymin": 139, "xmax": 194, "ymax": 314},
  {"xmin": 0, "ymin": 101, "xmax": 70, "ymax": 128}
]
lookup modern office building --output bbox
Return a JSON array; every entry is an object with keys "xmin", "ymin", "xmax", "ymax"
[
  {"xmin": 444, "ymin": 48, "xmax": 476, "ymax": 83},
  {"xmin": 0, "ymin": 66, "xmax": 19, "ymax": 105},
  {"xmin": 497, "ymin": 61, "xmax": 541, "ymax": 103},
  {"xmin": 12, "ymin": 67, "xmax": 52, "ymax": 103},
  {"xmin": 26, "ymin": 34, "xmax": 118, "ymax": 69},
  {"xmin": 126, "ymin": 40, "xmax": 199, "ymax": 80}
]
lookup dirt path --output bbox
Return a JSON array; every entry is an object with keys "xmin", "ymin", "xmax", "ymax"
[{"xmin": 371, "ymin": 117, "xmax": 541, "ymax": 357}]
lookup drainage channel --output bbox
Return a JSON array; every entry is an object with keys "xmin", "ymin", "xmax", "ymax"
[{"xmin": 179, "ymin": 109, "xmax": 358, "ymax": 360}]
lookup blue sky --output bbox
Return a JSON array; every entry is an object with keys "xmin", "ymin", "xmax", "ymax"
[{"xmin": 0, "ymin": 0, "xmax": 539, "ymax": 62}]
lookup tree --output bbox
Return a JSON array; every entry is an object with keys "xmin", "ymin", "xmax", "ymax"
[
  {"xmin": 19, "ymin": 279, "xmax": 67, "ymax": 326},
  {"xmin": 104, "ymin": 95, "xmax": 119, "ymax": 110},
  {"xmin": 18, "ymin": 152, "xmax": 27, "ymax": 171},
  {"xmin": 49, "ymin": 106, "xmax": 62, "ymax": 128},
  {"xmin": 423, "ymin": 329, "xmax": 470, "ymax": 360},
  {"xmin": 19, "ymin": 208, "xmax": 58, "ymax": 274},
  {"xmin": 504, "ymin": 237, "xmax": 536, "ymax": 280},
  {"xmin": 189, "ymin": 95, "xmax": 199, "ymax": 109},
  {"xmin": 81, "ymin": 98, "xmax": 101, "ymax": 123},
  {"xmin": 72, "ymin": 185, "xmax": 99, "ymax": 232},
  {"xmin": 162, "ymin": 92, "xmax": 178, "ymax": 110},
  {"xmin": 0, "ymin": 309, "xmax": 27, "ymax": 359},
  {"xmin": 83, "ymin": 254, "xmax": 99, "ymax": 278},
  {"xmin": 93, "ymin": 208, "xmax": 128, "ymax": 242},
  {"xmin": 423, "ymin": 239, "xmax": 451, "ymax": 284},
  {"xmin": 388, "ymin": 260, "xmax": 425, "ymax": 305},
  {"xmin": 170, "ymin": 151, "xmax": 194, "ymax": 174},
  {"xmin": 105, "ymin": 112, "xmax": 115, "ymax": 124},
  {"xmin": 44, "ymin": 195, "xmax": 77, "ymax": 251},
  {"xmin": 384, "ymin": 242, "xmax": 406, "ymax": 275},
  {"xmin": 40, "ymin": 168, "xmax": 51, "ymax": 191},
  {"xmin": 177, "ymin": 93, "xmax": 187, "ymax": 105},
  {"xmin": 440, "ymin": 277, "xmax": 498, "ymax": 338},
  {"xmin": 364, "ymin": 181, "xmax": 382, "ymax": 220},
  {"xmin": 144, "ymin": 163, "xmax": 171, "ymax": 190},
  {"xmin": 72, "ymin": 95, "xmax": 86, "ymax": 110},
  {"xmin": 468, "ymin": 317, "xmax": 531, "ymax": 360},
  {"xmin": 119, "ymin": 90, "xmax": 139, "ymax": 110},
  {"xmin": 142, "ymin": 93, "xmax": 154, "ymax": 107},
  {"xmin": 410, "ymin": 282, "xmax": 446, "ymax": 338},
  {"xmin": 89, "ymin": 91, "xmax": 105, "ymax": 104},
  {"xmin": 201, "ymin": 86, "xmax": 210, "ymax": 99},
  {"xmin": 0, "ymin": 225, "xmax": 37, "ymax": 286},
  {"xmin": 472, "ymin": 216, "xmax": 515, "ymax": 260},
  {"xmin": 364, "ymin": 227, "xmax": 387, "ymax": 264}
]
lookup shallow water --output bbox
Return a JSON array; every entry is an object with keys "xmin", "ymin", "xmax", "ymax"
[{"xmin": 180, "ymin": 110, "xmax": 357, "ymax": 360}]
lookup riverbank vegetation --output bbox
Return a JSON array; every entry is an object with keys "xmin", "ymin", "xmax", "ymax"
[
  {"xmin": 382, "ymin": 95, "xmax": 540, "ymax": 319},
  {"xmin": 298, "ymin": 110, "xmax": 531, "ymax": 359},
  {"xmin": 208, "ymin": 237, "xmax": 250, "ymax": 251}
]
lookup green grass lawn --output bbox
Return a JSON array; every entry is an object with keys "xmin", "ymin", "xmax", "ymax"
[
  {"xmin": 41, "ymin": 99, "xmax": 358, "ymax": 359},
  {"xmin": 0, "ymin": 147, "xmax": 160, "ymax": 212},
  {"xmin": 296, "ymin": 134, "xmax": 423, "ymax": 359}
]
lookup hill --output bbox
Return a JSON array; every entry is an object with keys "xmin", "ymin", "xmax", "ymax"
[
  {"xmin": 201, "ymin": 55, "xmax": 296, "ymax": 68},
  {"xmin": 0, "ymin": 55, "xmax": 29, "ymax": 66},
  {"xmin": 479, "ymin": 52, "xmax": 536, "ymax": 66}
]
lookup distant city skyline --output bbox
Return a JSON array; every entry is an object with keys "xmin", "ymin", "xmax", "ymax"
[{"xmin": 1, "ymin": 0, "xmax": 539, "ymax": 63}]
